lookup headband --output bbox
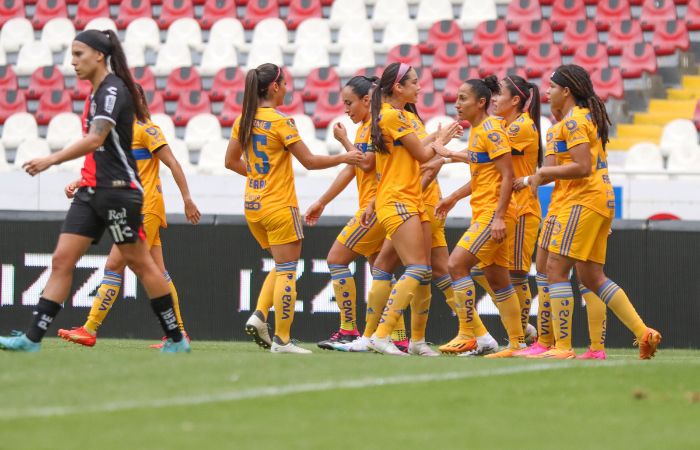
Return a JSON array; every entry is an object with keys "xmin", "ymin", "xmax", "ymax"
[
  {"xmin": 507, "ymin": 76, "xmax": 532, "ymax": 109},
  {"xmin": 550, "ymin": 70, "xmax": 571, "ymax": 90},
  {"xmin": 74, "ymin": 30, "xmax": 113, "ymax": 56},
  {"xmin": 394, "ymin": 63, "xmax": 411, "ymax": 86},
  {"xmin": 272, "ymin": 66, "xmax": 281, "ymax": 84}
]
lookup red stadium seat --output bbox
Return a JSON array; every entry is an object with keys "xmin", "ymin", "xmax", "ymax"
[
  {"xmin": 420, "ymin": 20, "xmax": 463, "ymax": 54},
  {"xmin": 74, "ymin": 0, "xmax": 111, "ymax": 29},
  {"xmin": 591, "ymin": 67, "xmax": 624, "ymax": 100},
  {"xmin": 131, "ymin": 66, "xmax": 157, "ymax": 92},
  {"xmin": 277, "ymin": 91, "xmax": 304, "ymax": 115},
  {"xmin": 443, "ymin": 67, "xmax": 479, "ymax": 102},
  {"xmin": 173, "ymin": 91, "xmax": 211, "ymax": 126},
  {"xmin": 71, "ymin": 79, "xmax": 92, "ymax": 99},
  {"xmin": 572, "ymin": 43, "xmax": 609, "ymax": 72},
  {"xmin": 506, "ymin": 0, "xmax": 542, "ymax": 30},
  {"xmin": 550, "ymin": 0, "xmax": 586, "ymax": 31},
  {"xmin": 199, "ymin": 0, "xmax": 237, "ymax": 29},
  {"xmin": 478, "ymin": 43, "xmax": 515, "ymax": 78},
  {"xmin": 0, "ymin": 66, "xmax": 18, "ymax": 91},
  {"xmin": 281, "ymin": 66, "xmax": 294, "ymax": 92},
  {"xmin": 514, "ymin": 20, "xmax": 553, "ymax": 55},
  {"xmin": 32, "ymin": 0, "xmax": 68, "ymax": 29},
  {"xmin": 116, "ymin": 0, "xmax": 152, "ymax": 29},
  {"xmin": 620, "ymin": 42, "xmax": 657, "ymax": 78},
  {"xmin": 158, "ymin": 0, "xmax": 195, "ymax": 28},
  {"xmin": 0, "ymin": 90, "xmax": 27, "ymax": 124},
  {"xmin": 415, "ymin": 67, "xmax": 434, "ymax": 94},
  {"xmin": 595, "ymin": 0, "xmax": 631, "ymax": 31},
  {"xmin": 355, "ymin": 67, "xmax": 384, "ymax": 80},
  {"xmin": 0, "ymin": 0, "xmax": 25, "ymax": 27},
  {"xmin": 302, "ymin": 67, "xmax": 339, "ymax": 101},
  {"xmin": 220, "ymin": 90, "xmax": 244, "ymax": 126},
  {"xmin": 540, "ymin": 73, "xmax": 552, "ymax": 102},
  {"xmin": 144, "ymin": 90, "xmax": 165, "ymax": 114},
  {"xmin": 27, "ymin": 66, "xmax": 65, "ymax": 100},
  {"xmin": 560, "ymin": 19, "xmax": 598, "ymax": 55},
  {"xmin": 416, "ymin": 92, "xmax": 445, "ymax": 121},
  {"xmin": 36, "ymin": 90, "xmax": 72, "ymax": 125},
  {"xmin": 640, "ymin": 0, "xmax": 676, "ymax": 31},
  {"xmin": 164, "ymin": 67, "xmax": 203, "ymax": 100},
  {"xmin": 467, "ymin": 20, "xmax": 508, "ymax": 54},
  {"xmin": 652, "ymin": 20, "xmax": 690, "ymax": 56},
  {"xmin": 524, "ymin": 44, "xmax": 561, "ymax": 78},
  {"xmin": 286, "ymin": 0, "xmax": 322, "ymax": 30},
  {"xmin": 607, "ymin": 20, "xmax": 643, "ymax": 55},
  {"xmin": 312, "ymin": 91, "xmax": 345, "ymax": 128},
  {"xmin": 242, "ymin": 0, "xmax": 280, "ymax": 30},
  {"xmin": 211, "ymin": 67, "xmax": 247, "ymax": 101},
  {"xmin": 432, "ymin": 42, "xmax": 468, "ymax": 78},
  {"xmin": 688, "ymin": 1, "xmax": 700, "ymax": 31},
  {"xmin": 386, "ymin": 44, "xmax": 422, "ymax": 68}
]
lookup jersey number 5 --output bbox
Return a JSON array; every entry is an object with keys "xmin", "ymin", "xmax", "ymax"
[{"xmin": 252, "ymin": 134, "xmax": 270, "ymax": 175}]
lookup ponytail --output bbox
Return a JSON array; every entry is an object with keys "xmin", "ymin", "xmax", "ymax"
[
  {"xmin": 238, "ymin": 63, "xmax": 282, "ymax": 150},
  {"xmin": 465, "ymin": 75, "xmax": 500, "ymax": 112},
  {"xmin": 134, "ymin": 83, "xmax": 151, "ymax": 120},
  {"xmin": 104, "ymin": 30, "xmax": 148, "ymax": 122},
  {"xmin": 370, "ymin": 62, "xmax": 415, "ymax": 155},
  {"xmin": 528, "ymin": 82, "xmax": 543, "ymax": 166}
]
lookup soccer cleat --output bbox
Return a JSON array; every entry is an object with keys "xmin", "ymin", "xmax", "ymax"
[
  {"xmin": 57, "ymin": 326, "xmax": 97, "ymax": 347},
  {"xmin": 525, "ymin": 323, "xmax": 538, "ymax": 345},
  {"xmin": 160, "ymin": 338, "xmax": 191, "ymax": 353},
  {"xmin": 438, "ymin": 336, "xmax": 477, "ymax": 354},
  {"xmin": 513, "ymin": 341, "xmax": 551, "ymax": 357},
  {"xmin": 577, "ymin": 347, "xmax": 607, "ymax": 360},
  {"xmin": 245, "ymin": 311, "xmax": 272, "ymax": 349},
  {"xmin": 317, "ymin": 329, "xmax": 360, "ymax": 351},
  {"xmin": 334, "ymin": 335, "xmax": 371, "ymax": 352},
  {"xmin": 0, "ymin": 331, "xmax": 41, "ymax": 352},
  {"xmin": 636, "ymin": 328, "xmax": 662, "ymax": 360},
  {"xmin": 457, "ymin": 337, "xmax": 499, "ymax": 357},
  {"xmin": 530, "ymin": 348, "xmax": 576, "ymax": 359},
  {"xmin": 484, "ymin": 347, "xmax": 520, "ymax": 359},
  {"xmin": 393, "ymin": 339, "xmax": 409, "ymax": 353},
  {"xmin": 368, "ymin": 335, "xmax": 409, "ymax": 356},
  {"xmin": 408, "ymin": 339, "xmax": 440, "ymax": 357},
  {"xmin": 271, "ymin": 337, "xmax": 312, "ymax": 354},
  {"xmin": 149, "ymin": 331, "xmax": 190, "ymax": 349}
]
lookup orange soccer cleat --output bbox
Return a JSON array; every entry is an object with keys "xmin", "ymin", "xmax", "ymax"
[{"xmin": 57, "ymin": 326, "xmax": 97, "ymax": 347}]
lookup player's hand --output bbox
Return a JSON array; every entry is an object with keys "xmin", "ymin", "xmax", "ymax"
[
  {"xmin": 360, "ymin": 201, "xmax": 375, "ymax": 228},
  {"xmin": 529, "ymin": 170, "xmax": 543, "ymax": 198},
  {"xmin": 435, "ymin": 195, "xmax": 457, "ymax": 220},
  {"xmin": 304, "ymin": 201, "xmax": 325, "ymax": 226},
  {"xmin": 184, "ymin": 198, "xmax": 201, "ymax": 224},
  {"xmin": 491, "ymin": 216, "xmax": 506, "ymax": 243},
  {"xmin": 436, "ymin": 121, "xmax": 463, "ymax": 145},
  {"xmin": 420, "ymin": 157, "xmax": 444, "ymax": 175},
  {"xmin": 513, "ymin": 177, "xmax": 527, "ymax": 191},
  {"xmin": 23, "ymin": 155, "xmax": 55, "ymax": 176},
  {"xmin": 64, "ymin": 179, "xmax": 81, "ymax": 199},
  {"xmin": 333, "ymin": 122, "xmax": 349, "ymax": 144},
  {"xmin": 342, "ymin": 149, "xmax": 364, "ymax": 166},
  {"xmin": 432, "ymin": 142, "xmax": 453, "ymax": 158}
]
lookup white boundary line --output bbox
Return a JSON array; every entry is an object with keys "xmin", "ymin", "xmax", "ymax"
[{"xmin": 0, "ymin": 361, "xmax": 631, "ymax": 420}]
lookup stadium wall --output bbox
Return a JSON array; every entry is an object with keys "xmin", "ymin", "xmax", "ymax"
[{"xmin": 0, "ymin": 213, "xmax": 697, "ymax": 348}]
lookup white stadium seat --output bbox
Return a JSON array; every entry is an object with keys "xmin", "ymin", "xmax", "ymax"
[
  {"xmin": 165, "ymin": 18, "xmax": 204, "ymax": 52},
  {"xmin": 290, "ymin": 114, "xmax": 317, "ymax": 144},
  {"xmin": 15, "ymin": 42, "xmax": 53, "ymax": 76},
  {"xmin": 153, "ymin": 42, "xmax": 192, "ymax": 76},
  {"xmin": 459, "ymin": 0, "xmax": 498, "ymax": 29},
  {"xmin": 197, "ymin": 138, "xmax": 230, "ymax": 175},
  {"xmin": 290, "ymin": 44, "xmax": 330, "ymax": 77},
  {"xmin": 377, "ymin": 20, "xmax": 419, "ymax": 52},
  {"xmin": 0, "ymin": 142, "xmax": 10, "ymax": 172},
  {"xmin": 325, "ymin": 115, "xmax": 358, "ymax": 154},
  {"xmin": 151, "ymin": 113, "xmax": 177, "ymax": 144},
  {"xmin": 123, "ymin": 41, "xmax": 146, "ymax": 67},
  {"xmin": 329, "ymin": 0, "xmax": 368, "ymax": 28},
  {"xmin": 165, "ymin": 139, "xmax": 195, "ymax": 174},
  {"xmin": 46, "ymin": 113, "xmax": 83, "ymax": 151},
  {"xmin": 59, "ymin": 45, "xmax": 76, "ymax": 75},
  {"xmin": 338, "ymin": 42, "xmax": 375, "ymax": 77},
  {"xmin": 84, "ymin": 17, "xmax": 118, "ymax": 33},
  {"xmin": 667, "ymin": 144, "xmax": 700, "ymax": 179},
  {"xmin": 372, "ymin": 0, "xmax": 410, "ymax": 28},
  {"xmin": 40, "ymin": 18, "xmax": 76, "ymax": 52},
  {"xmin": 1, "ymin": 113, "xmax": 38, "ymax": 149},
  {"xmin": 250, "ymin": 18, "xmax": 288, "ymax": 50},
  {"xmin": 0, "ymin": 48, "xmax": 5, "ymax": 65},
  {"xmin": 415, "ymin": 0, "xmax": 455, "ymax": 29},
  {"xmin": 245, "ymin": 43, "xmax": 283, "ymax": 70},
  {"xmin": 14, "ymin": 138, "xmax": 51, "ymax": 168},
  {"xmin": 659, "ymin": 119, "xmax": 698, "ymax": 158},
  {"xmin": 332, "ymin": 19, "xmax": 374, "ymax": 53},
  {"xmin": 292, "ymin": 18, "xmax": 332, "ymax": 51},
  {"xmin": 184, "ymin": 114, "xmax": 222, "ymax": 150},
  {"xmin": 125, "ymin": 18, "xmax": 161, "ymax": 51},
  {"xmin": 208, "ymin": 18, "xmax": 245, "ymax": 50},
  {"xmin": 200, "ymin": 43, "xmax": 237, "ymax": 76},
  {"xmin": 624, "ymin": 142, "xmax": 665, "ymax": 179},
  {"xmin": 0, "ymin": 18, "xmax": 34, "ymax": 53}
]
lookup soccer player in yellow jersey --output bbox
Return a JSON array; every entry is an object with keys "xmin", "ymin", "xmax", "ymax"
[
  {"xmin": 225, "ymin": 63, "xmax": 362, "ymax": 354},
  {"xmin": 57, "ymin": 85, "xmax": 201, "ymax": 348},
  {"xmin": 529, "ymin": 64, "xmax": 661, "ymax": 360}
]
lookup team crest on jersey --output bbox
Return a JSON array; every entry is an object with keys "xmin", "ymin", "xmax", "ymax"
[
  {"xmin": 487, "ymin": 132, "xmax": 501, "ymax": 143},
  {"xmin": 547, "ymin": 132, "xmax": 554, "ymax": 142},
  {"xmin": 286, "ymin": 118, "xmax": 296, "ymax": 129},
  {"xmin": 508, "ymin": 124, "xmax": 520, "ymax": 137},
  {"xmin": 565, "ymin": 120, "xmax": 578, "ymax": 131},
  {"xmin": 552, "ymin": 221, "xmax": 562, "ymax": 235}
]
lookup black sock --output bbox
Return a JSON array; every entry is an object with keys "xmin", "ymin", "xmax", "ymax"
[
  {"xmin": 26, "ymin": 298, "xmax": 62, "ymax": 343},
  {"xmin": 150, "ymin": 294, "xmax": 182, "ymax": 342}
]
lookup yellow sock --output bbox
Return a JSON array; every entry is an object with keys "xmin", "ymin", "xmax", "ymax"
[
  {"xmin": 273, "ymin": 262, "xmax": 297, "ymax": 343},
  {"xmin": 410, "ymin": 273, "xmax": 432, "ymax": 342},
  {"xmin": 493, "ymin": 285, "xmax": 525, "ymax": 349},
  {"xmin": 84, "ymin": 271, "xmax": 123, "ymax": 334},
  {"xmin": 375, "ymin": 265, "xmax": 427, "ymax": 339},
  {"xmin": 329, "ymin": 264, "xmax": 357, "ymax": 331},
  {"xmin": 434, "ymin": 274, "xmax": 469, "ymax": 337},
  {"xmin": 597, "ymin": 279, "xmax": 646, "ymax": 340},
  {"xmin": 391, "ymin": 313, "xmax": 407, "ymax": 342},
  {"xmin": 549, "ymin": 282, "xmax": 574, "ymax": 351},
  {"xmin": 471, "ymin": 267, "xmax": 495, "ymax": 297},
  {"xmin": 164, "ymin": 272, "xmax": 185, "ymax": 332},
  {"xmin": 364, "ymin": 268, "xmax": 393, "ymax": 338},
  {"xmin": 453, "ymin": 275, "xmax": 486, "ymax": 338},
  {"xmin": 512, "ymin": 274, "xmax": 532, "ymax": 333},
  {"xmin": 535, "ymin": 272, "xmax": 553, "ymax": 347},
  {"xmin": 256, "ymin": 268, "xmax": 276, "ymax": 321},
  {"xmin": 580, "ymin": 284, "xmax": 606, "ymax": 351}
]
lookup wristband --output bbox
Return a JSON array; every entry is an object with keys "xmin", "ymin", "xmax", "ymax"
[
  {"xmin": 443, "ymin": 157, "xmax": 452, "ymax": 164},
  {"xmin": 523, "ymin": 176, "xmax": 530, "ymax": 186}
]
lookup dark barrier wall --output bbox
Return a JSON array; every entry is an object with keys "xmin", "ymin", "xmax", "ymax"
[{"xmin": 0, "ymin": 212, "xmax": 698, "ymax": 348}]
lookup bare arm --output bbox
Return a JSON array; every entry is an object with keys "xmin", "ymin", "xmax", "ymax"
[
  {"xmin": 421, "ymin": 121, "xmax": 462, "ymax": 147},
  {"xmin": 491, "ymin": 153, "xmax": 514, "ymax": 243},
  {"xmin": 514, "ymin": 154, "xmax": 556, "ymax": 191},
  {"xmin": 304, "ymin": 165, "xmax": 356, "ymax": 226},
  {"xmin": 333, "ymin": 124, "xmax": 376, "ymax": 173},
  {"xmin": 224, "ymin": 137, "xmax": 248, "ymax": 177},
  {"xmin": 434, "ymin": 181, "xmax": 472, "ymax": 219},
  {"xmin": 400, "ymin": 132, "xmax": 435, "ymax": 163},
  {"xmin": 529, "ymin": 143, "xmax": 591, "ymax": 194},
  {"xmin": 289, "ymin": 140, "xmax": 362, "ymax": 170},
  {"xmin": 156, "ymin": 145, "xmax": 201, "ymax": 224}
]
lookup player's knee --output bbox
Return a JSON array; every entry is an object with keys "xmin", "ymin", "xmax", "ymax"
[
  {"xmin": 545, "ymin": 258, "xmax": 569, "ymax": 282},
  {"xmin": 51, "ymin": 251, "xmax": 77, "ymax": 275},
  {"xmin": 447, "ymin": 256, "xmax": 467, "ymax": 279},
  {"xmin": 579, "ymin": 271, "xmax": 607, "ymax": 293}
]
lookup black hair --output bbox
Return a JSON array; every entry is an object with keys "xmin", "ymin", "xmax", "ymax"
[
  {"xmin": 103, "ymin": 30, "xmax": 148, "ymax": 122},
  {"xmin": 345, "ymin": 75, "xmax": 379, "ymax": 98},
  {"xmin": 238, "ymin": 63, "xmax": 283, "ymax": 150},
  {"xmin": 502, "ymin": 74, "xmax": 543, "ymax": 166},
  {"xmin": 134, "ymin": 83, "xmax": 151, "ymax": 120},
  {"xmin": 465, "ymin": 75, "xmax": 500, "ymax": 110}
]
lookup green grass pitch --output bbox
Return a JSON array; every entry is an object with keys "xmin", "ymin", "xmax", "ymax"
[{"xmin": 1, "ymin": 340, "xmax": 699, "ymax": 450}]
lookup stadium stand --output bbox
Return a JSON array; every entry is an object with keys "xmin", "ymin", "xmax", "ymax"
[{"xmin": 74, "ymin": 0, "xmax": 111, "ymax": 30}]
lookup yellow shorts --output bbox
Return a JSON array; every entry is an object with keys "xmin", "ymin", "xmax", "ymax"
[
  {"xmin": 142, "ymin": 213, "xmax": 163, "ymax": 248},
  {"xmin": 511, "ymin": 213, "xmax": 541, "ymax": 272},
  {"xmin": 457, "ymin": 211, "xmax": 515, "ymax": 268},
  {"xmin": 247, "ymin": 206, "xmax": 304, "ymax": 250},
  {"xmin": 336, "ymin": 209, "xmax": 386, "ymax": 257},
  {"xmin": 546, "ymin": 204, "xmax": 611, "ymax": 264},
  {"xmin": 376, "ymin": 201, "xmax": 430, "ymax": 239},
  {"xmin": 537, "ymin": 213, "xmax": 557, "ymax": 250},
  {"xmin": 426, "ymin": 204, "xmax": 448, "ymax": 249}
]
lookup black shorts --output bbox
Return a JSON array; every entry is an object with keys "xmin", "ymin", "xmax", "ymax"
[{"xmin": 62, "ymin": 187, "xmax": 145, "ymax": 245}]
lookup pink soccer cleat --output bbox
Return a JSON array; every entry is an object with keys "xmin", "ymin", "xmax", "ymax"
[
  {"xmin": 576, "ymin": 347, "xmax": 607, "ymax": 360},
  {"xmin": 513, "ymin": 341, "xmax": 551, "ymax": 357}
]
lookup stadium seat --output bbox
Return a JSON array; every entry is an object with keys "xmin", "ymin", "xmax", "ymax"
[
  {"xmin": 219, "ymin": 90, "xmax": 244, "ymax": 126},
  {"xmin": 0, "ymin": 65, "xmax": 18, "ymax": 91},
  {"xmin": 197, "ymin": 138, "xmax": 229, "ymax": 174},
  {"xmin": 467, "ymin": 20, "xmax": 508, "ymax": 54},
  {"xmin": 208, "ymin": 18, "xmax": 246, "ymax": 49},
  {"xmin": 286, "ymin": 0, "xmax": 322, "ymax": 30},
  {"xmin": 1, "ymin": 112, "xmax": 37, "ymax": 148},
  {"xmin": 27, "ymin": 66, "xmax": 65, "ymax": 100},
  {"xmin": 415, "ymin": 67, "xmax": 434, "ymax": 93},
  {"xmin": 539, "ymin": 71, "xmax": 553, "ymax": 102},
  {"xmin": 334, "ymin": 20, "xmax": 374, "ymax": 53},
  {"xmin": 165, "ymin": 18, "xmax": 203, "ymax": 51},
  {"xmin": 14, "ymin": 138, "xmax": 51, "ymax": 168},
  {"xmin": 595, "ymin": 0, "xmax": 631, "ymax": 31},
  {"xmin": 524, "ymin": 44, "xmax": 561, "ymax": 78},
  {"xmin": 71, "ymin": 78, "xmax": 92, "ymax": 99},
  {"xmin": 354, "ymin": 66, "xmax": 384, "ymax": 80},
  {"xmin": 324, "ymin": 114, "xmax": 357, "ymax": 154},
  {"xmin": 245, "ymin": 43, "xmax": 283, "ymax": 70},
  {"xmin": 659, "ymin": 119, "xmax": 697, "ymax": 157},
  {"xmin": 572, "ymin": 43, "xmax": 609, "ymax": 72},
  {"xmin": 210, "ymin": 67, "xmax": 246, "ymax": 101},
  {"xmin": 116, "ymin": 0, "xmax": 153, "ymax": 29},
  {"xmin": 378, "ymin": 20, "xmax": 419, "ymax": 52},
  {"xmin": 242, "ymin": 0, "xmax": 280, "ymax": 30},
  {"xmin": 372, "ymin": 0, "xmax": 410, "ymax": 28},
  {"xmin": 292, "ymin": 18, "xmax": 331, "ymax": 50},
  {"xmin": 550, "ymin": 0, "xmax": 586, "ymax": 31},
  {"xmin": 302, "ymin": 67, "xmax": 339, "ymax": 101},
  {"xmin": 277, "ymin": 91, "xmax": 305, "ymax": 116},
  {"xmin": 151, "ymin": 113, "xmax": 176, "ymax": 142},
  {"xmin": 607, "ymin": 20, "xmax": 643, "ymax": 55},
  {"xmin": 153, "ymin": 42, "xmax": 192, "ymax": 76},
  {"xmin": 124, "ymin": 18, "xmax": 161, "ymax": 51},
  {"xmin": 386, "ymin": 44, "xmax": 422, "ymax": 67},
  {"xmin": 667, "ymin": 145, "xmax": 700, "ymax": 178},
  {"xmin": 15, "ymin": 42, "xmax": 53, "ymax": 76},
  {"xmin": 184, "ymin": 113, "xmax": 221, "ymax": 150},
  {"xmin": 640, "ymin": 0, "xmax": 676, "ymax": 31},
  {"xmin": 1, "ymin": 18, "xmax": 34, "ymax": 53},
  {"xmin": 560, "ymin": 19, "xmax": 598, "ymax": 55},
  {"xmin": 415, "ymin": 0, "xmax": 453, "ymax": 30},
  {"xmin": 199, "ymin": 0, "xmax": 236, "ymax": 29},
  {"xmin": 123, "ymin": 41, "xmax": 146, "ymax": 67},
  {"xmin": 290, "ymin": 113, "xmax": 317, "ymax": 146},
  {"xmin": 158, "ymin": 0, "xmax": 195, "ymax": 29},
  {"xmin": 131, "ymin": 66, "xmax": 157, "ymax": 91},
  {"xmin": 514, "ymin": 20, "xmax": 553, "ymax": 55},
  {"xmin": 200, "ymin": 43, "xmax": 238, "ymax": 76},
  {"xmin": 624, "ymin": 142, "xmax": 663, "ymax": 173},
  {"xmin": 144, "ymin": 90, "xmax": 165, "ymax": 113},
  {"xmin": 420, "ymin": 20, "xmax": 463, "ymax": 54},
  {"xmin": 173, "ymin": 91, "xmax": 211, "ymax": 126},
  {"xmin": 84, "ymin": 17, "xmax": 117, "ymax": 32},
  {"xmin": 416, "ymin": 92, "xmax": 446, "ymax": 120},
  {"xmin": 443, "ymin": 67, "xmax": 479, "ymax": 102},
  {"xmin": 652, "ymin": 20, "xmax": 690, "ymax": 56},
  {"xmin": 75, "ymin": 0, "xmax": 110, "ymax": 29},
  {"xmin": 458, "ymin": 0, "xmax": 497, "ymax": 29},
  {"xmin": 46, "ymin": 112, "xmax": 82, "ymax": 150},
  {"xmin": 40, "ymin": 18, "xmax": 76, "ymax": 52},
  {"xmin": 329, "ymin": 0, "xmax": 367, "ymax": 28},
  {"xmin": 164, "ymin": 67, "xmax": 202, "ymax": 100},
  {"xmin": 0, "ymin": 142, "xmax": 9, "ymax": 172},
  {"xmin": 432, "ymin": 42, "xmax": 468, "ymax": 78},
  {"xmin": 312, "ymin": 92, "xmax": 345, "ymax": 128},
  {"xmin": 591, "ymin": 67, "xmax": 624, "ymax": 100},
  {"xmin": 478, "ymin": 43, "xmax": 515, "ymax": 78},
  {"xmin": 338, "ymin": 42, "xmax": 375, "ymax": 77},
  {"xmin": 0, "ymin": 0, "xmax": 24, "ymax": 28},
  {"xmin": 620, "ymin": 42, "xmax": 657, "ymax": 78},
  {"xmin": 250, "ymin": 18, "xmax": 288, "ymax": 49},
  {"xmin": 32, "ymin": 0, "xmax": 68, "ymax": 30},
  {"xmin": 290, "ymin": 44, "xmax": 329, "ymax": 77},
  {"xmin": 36, "ymin": 90, "xmax": 72, "ymax": 125},
  {"xmin": 506, "ymin": 0, "xmax": 542, "ymax": 30},
  {"xmin": 165, "ymin": 139, "xmax": 195, "ymax": 174},
  {"xmin": 687, "ymin": 1, "xmax": 700, "ymax": 31}
]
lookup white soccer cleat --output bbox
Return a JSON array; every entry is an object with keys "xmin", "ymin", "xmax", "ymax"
[
  {"xmin": 245, "ymin": 312, "xmax": 272, "ymax": 349},
  {"xmin": 525, "ymin": 323, "xmax": 538, "ymax": 345},
  {"xmin": 457, "ymin": 336, "xmax": 499, "ymax": 357},
  {"xmin": 270, "ymin": 339, "xmax": 312, "ymax": 354},
  {"xmin": 334, "ymin": 335, "xmax": 371, "ymax": 352},
  {"xmin": 408, "ymin": 339, "xmax": 440, "ymax": 357},
  {"xmin": 368, "ymin": 335, "xmax": 409, "ymax": 356}
]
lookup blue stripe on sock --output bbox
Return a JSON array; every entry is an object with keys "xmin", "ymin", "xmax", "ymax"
[
  {"xmin": 276, "ymin": 261, "xmax": 298, "ymax": 273},
  {"xmin": 597, "ymin": 279, "xmax": 620, "ymax": 304},
  {"xmin": 104, "ymin": 271, "xmax": 123, "ymax": 279},
  {"xmin": 452, "ymin": 276, "xmax": 474, "ymax": 292},
  {"xmin": 371, "ymin": 267, "xmax": 392, "ymax": 281}
]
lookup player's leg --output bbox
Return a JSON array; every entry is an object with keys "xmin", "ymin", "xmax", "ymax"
[
  {"xmin": 482, "ymin": 263, "xmax": 527, "ymax": 358},
  {"xmin": 576, "ymin": 275, "xmax": 607, "ymax": 360}
]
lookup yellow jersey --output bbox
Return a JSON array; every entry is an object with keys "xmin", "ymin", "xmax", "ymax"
[
  {"xmin": 552, "ymin": 106, "xmax": 615, "ymax": 218},
  {"xmin": 504, "ymin": 112, "xmax": 541, "ymax": 218},
  {"xmin": 375, "ymin": 102, "xmax": 424, "ymax": 209},
  {"xmin": 232, "ymin": 107, "xmax": 302, "ymax": 222},
  {"xmin": 403, "ymin": 110, "xmax": 442, "ymax": 207},
  {"xmin": 354, "ymin": 119, "xmax": 377, "ymax": 209},
  {"xmin": 131, "ymin": 119, "xmax": 167, "ymax": 225},
  {"xmin": 545, "ymin": 120, "xmax": 565, "ymax": 213},
  {"xmin": 467, "ymin": 116, "xmax": 512, "ymax": 217}
]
